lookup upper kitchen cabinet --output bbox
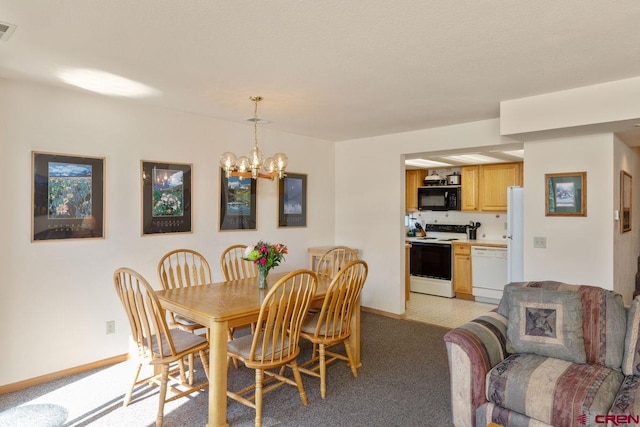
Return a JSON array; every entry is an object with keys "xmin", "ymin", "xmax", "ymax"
[
  {"xmin": 406, "ymin": 169, "xmax": 427, "ymax": 211},
  {"xmin": 462, "ymin": 162, "xmax": 523, "ymax": 212},
  {"xmin": 461, "ymin": 165, "xmax": 479, "ymax": 211}
]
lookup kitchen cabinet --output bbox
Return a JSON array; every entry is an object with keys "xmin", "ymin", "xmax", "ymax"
[
  {"xmin": 405, "ymin": 169, "xmax": 427, "ymax": 211},
  {"xmin": 462, "ymin": 162, "xmax": 522, "ymax": 212},
  {"xmin": 453, "ymin": 243, "xmax": 473, "ymax": 300},
  {"xmin": 461, "ymin": 165, "xmax": 479, "ymax": 211}
]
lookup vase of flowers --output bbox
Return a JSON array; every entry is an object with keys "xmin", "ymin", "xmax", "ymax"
[{"xmin": 243, "ymin": 241, "xmax": 288, "ymax": 289}]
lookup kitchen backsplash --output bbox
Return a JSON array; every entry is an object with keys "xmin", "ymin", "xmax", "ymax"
[{"xmin": 406, "ymin": 210, "xmax": 508, "ymax": 241}]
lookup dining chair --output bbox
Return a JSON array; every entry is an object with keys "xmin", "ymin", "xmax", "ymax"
[
  {"xmin": 113, "ymin": 267, "xmax": 209, "ymax": 427},
  {"xmin": 158, "ymin": 248, "xmax": 212, "ymax": 335},
  {"xmin": 158, "ymin": 248, "xmax": 213, "ymax": 379},
  {"xmin": 220, "ymin": 244, "xmax": 260, "ymax": 339},
  {"xmin": 220, "ymin": 244, "xmax": 258, "ymax": 281},
  {"xmin": 298, "ymin": 259, "xmax": 368, "ymax": 398},
  {"xmin": 314, "ymin": 246, "xmax": 359, "ymax": 281},
  {"xmin": 226, "ymin": 269, "xmax": 318, "ymax": 427}
]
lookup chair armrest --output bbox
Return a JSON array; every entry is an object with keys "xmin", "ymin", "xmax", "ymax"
[{"xmin": 443, "ymin": 311, "xmax": 508, "ymax": 427}]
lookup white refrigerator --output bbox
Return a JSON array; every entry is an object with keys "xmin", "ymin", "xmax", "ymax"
[{"xmin": 507, "ymin": 186, "xmax": 524, "ymax": 282}]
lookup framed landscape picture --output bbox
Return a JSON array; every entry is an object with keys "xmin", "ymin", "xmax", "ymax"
[
  {"xmin": 278, "ymin": 172, "xmax": 307, "ymax": 227},
  {"xmin": 141, "ymin": 161, "xmax": 192, "ymax": 235},
  {"xmin": 219, "ymin": 169, "xmax": 257, "ymax": 231},
  {"xmin": 545, "ymin": 171, "xmax": 587, "ymax": 217},
  {"xmin": 32, "ymin": 151, "xmax": 105, "ymax": 241}
]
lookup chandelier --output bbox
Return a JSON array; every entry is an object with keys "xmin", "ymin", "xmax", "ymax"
[{"xmin": 219, "ymin": 96, "xmax": 288, "ymax": 180}]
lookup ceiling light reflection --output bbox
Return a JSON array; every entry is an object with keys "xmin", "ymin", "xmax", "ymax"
[
  {"xmin": 405, "ymin": 159, "xmax": 453, "ymax": 168},
  {"xmin": 58, "ymin": 69, "xmax": 159, "ymax": 98}
]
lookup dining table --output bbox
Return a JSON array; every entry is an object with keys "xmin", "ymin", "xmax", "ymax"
[{"xmin": 156, "ymin": 270, "xmax": 362, "ymax": 427}]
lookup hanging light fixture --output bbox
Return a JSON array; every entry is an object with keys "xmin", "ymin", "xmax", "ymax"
[{"xmin": 219, "ymin": 96, "xmax": 288, "ymax": 180}]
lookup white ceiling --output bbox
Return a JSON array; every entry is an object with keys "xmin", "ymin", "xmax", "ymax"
[{"xmin": 2, "ymin": 1, "xmax": 640, "ymax": 143}]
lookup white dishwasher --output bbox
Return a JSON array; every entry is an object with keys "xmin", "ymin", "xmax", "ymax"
[{"xmin": 471, "ymin": 246, "xmax": 507, "ymax": 304}]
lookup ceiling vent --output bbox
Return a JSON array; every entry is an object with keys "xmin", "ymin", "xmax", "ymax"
[{"xmin": 0, "ymin": 22, "xmax": 17, "ymax": 42}]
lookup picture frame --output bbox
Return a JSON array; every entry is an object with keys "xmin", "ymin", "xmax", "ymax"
[
  {"xmin": 278, "ymin": 172, "xmax": 307, "ymax": 227},
  {"xmin": 621, "ymin": 170, "xmax": 632, "ymax": 233},
  {"xmin": 545, "ymin": 172, "xmax": 587, "ymax": 217},
  {"xmin": 32, "ymin": 151, "xmax": 105, "ymax": 241},
  {"xmin": 141, "ymin": 160, "xmax": 192, "ymax": 235},
  {"xmin": 219, "ymin": 168, "xmax": 257, "ymax": 231}
]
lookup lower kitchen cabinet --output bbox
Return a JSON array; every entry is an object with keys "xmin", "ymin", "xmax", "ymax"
[{"xmin": 453, "ymin": 243, "xmax": 473, "ymax": 300}]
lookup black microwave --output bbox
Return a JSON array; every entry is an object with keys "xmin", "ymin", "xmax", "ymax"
[{"xmin": 417, "ymin": 186, "xmax": 461, "ymax": 211}]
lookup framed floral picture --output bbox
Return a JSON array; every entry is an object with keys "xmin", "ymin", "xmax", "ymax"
[
  {"xmin": 32, "ymin": 151, "xmax": 105, "ymax": 241},
  {"xmin": 545, "ymin": 172, "xmax": 587, "ymax": 217},
  {"xmin": 141, "ymin": 161, "xmax": 192, "ymax": 235},
  {"xmin": 278, "ymin": 172, "xmax": 307, "ymax": 227},
  {"xmin": 219, "ymin": 169, "xmax": 257, "ymax": 231}
]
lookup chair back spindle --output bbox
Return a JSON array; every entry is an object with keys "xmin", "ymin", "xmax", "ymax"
[{"xmin": 220, "ymin": 244, "xmax": 258, "ymax": 281}]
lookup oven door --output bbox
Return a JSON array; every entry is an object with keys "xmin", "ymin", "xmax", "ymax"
[{"xmin": 409, "ymin": 242, "xmax": 452, "ymax": 280}]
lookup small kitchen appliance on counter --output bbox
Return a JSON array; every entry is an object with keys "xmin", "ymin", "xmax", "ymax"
[
  {"xmin": 423, "ymin": 173, "xmax": 446, "ymax": 186},
  {"xmin": 446, "ymin": 172, "xmax": 461, "ymax": 185}
]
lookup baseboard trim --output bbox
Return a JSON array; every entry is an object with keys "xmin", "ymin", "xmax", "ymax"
[
  {"xmin": 362, "ymin": 305, "xmax": 403, "ymax": 319},
  {"xmin": 0, "ymin": 353, "xmax": 129, "ymax": 395}
]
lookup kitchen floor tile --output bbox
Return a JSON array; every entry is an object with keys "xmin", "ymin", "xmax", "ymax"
[{"xmin": 404, "ymin": 292, "xmax": 496, "ymax": 328}]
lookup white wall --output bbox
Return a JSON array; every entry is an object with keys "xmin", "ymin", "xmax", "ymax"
[
  {"xmin": 613, "ymin": 137, "xmax": 640, "ymax": 304},
  {"xmin": 0, "ymin": 79, "xmax": 335, "ymax": 385},
  {"xmin": 501, "ymin": 76, "xmax": 640, "ymax": 135},
  {"xmin": 521, "ymin": 134, "xmax": 615, "ymax": 288}
]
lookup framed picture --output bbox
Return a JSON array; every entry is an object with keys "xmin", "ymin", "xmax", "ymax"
[
  {"xmin": 545, "ymin": 172, "xmax": 587, "ymax": 216},
  {"xmin": 278, "ymin": 172, "xmax": 307, "ymax": 227},
  {"xmin": 141, "ymin": 161, "xmax": 192, "ymax": 235},
  {"xmin": 219, "ymin": 169, "xmax": 257, "ymax": 231},
  {"xmin": 621, "ymin": 170, "xmax": 632, "ymax": 233},
  {"xmin": 32, "ymin": 151, "xmax": 105, "ymax": 241}
]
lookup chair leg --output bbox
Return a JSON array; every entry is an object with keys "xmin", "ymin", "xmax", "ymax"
[
  {"xmin": 290, "ymin": 361, "xmax": 308, "ymax": 406},
  {"xmin": 123, "ymin": 363, "xmax": 142, "ymax": 406},
  {"xmin": 156, "ymin": 364, "xmax": 170, "ymax": 427},
  {"xmin": 343, "ymin": 341, "xmax": 358, "ymax": 377},
  {"xmin": 177, "ymin": 358, "xmax": 188, "ymax": 385},
  {"xmin": 227, "ymin": 328, "xmax": 239, "ymax": 369},
  {"xmin": 255, "ymin": 369, "xmax": 264, "ymax": 427},
  {"xmin": 187, "ymin": 353, "xmax": 194, "ymax": 385},
  {"xmin": 319, "ymin": 344, "xmax": 327, "ymax": 399},
  {"xmin": 199, "ymin": 350, "xmax": 210, "ymax": 381}
]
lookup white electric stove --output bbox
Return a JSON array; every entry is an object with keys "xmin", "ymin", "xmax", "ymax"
[{"xmin": 409, "ymin": 224, "xmax": 468, "ymax": 297}]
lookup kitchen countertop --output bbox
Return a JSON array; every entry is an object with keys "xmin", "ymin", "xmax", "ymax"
[{"xmin": 405, "ymin": 237, "xmax": 507, "ymax": 248}]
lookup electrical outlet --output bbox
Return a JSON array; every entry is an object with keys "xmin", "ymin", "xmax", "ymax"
[
  {"xmin": 533, "ymin": 236, "xmax": 547, "ymax": 248},
  {"xmin": 106, "ymin": 320, "xmax": 115, "ymax": 334}
]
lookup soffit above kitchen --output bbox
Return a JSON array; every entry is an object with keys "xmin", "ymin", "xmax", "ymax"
[
  {"xmin": 1, "ymin": 1, "xmax": 640, "ymax": 143},
  {"xmin": 405, "ymin": 144, "xmax": 524, "ymax": 169}
]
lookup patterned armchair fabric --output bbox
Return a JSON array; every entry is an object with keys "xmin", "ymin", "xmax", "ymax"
[
  {"xmin": 444, "ymin": 281, "xmax": 630, "ymax": 427},
  {"xmin": 443, "ymin": 311, "xmax": 508, "ymax": 427}
]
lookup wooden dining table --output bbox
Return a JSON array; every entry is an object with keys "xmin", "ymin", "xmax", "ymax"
[{"xmin": 156, "ymin": 270, "xmax": 362, "ymax": 427}]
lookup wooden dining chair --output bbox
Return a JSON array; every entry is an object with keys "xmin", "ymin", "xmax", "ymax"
[
  {"xmin": 299, "ymin": 259, "xmax": 368, "ymax": 398},
  {"xmin": 158, "ymin": 248, "xmax": 212, "ymax": 333},
  {"xmin": 220, "ymin": 244, "xmax": 258, "ymax": 281},
  {"xmin": 220, "ymin": 244, "xmax": 260, "ymax": 340},
  {"xmin": 226, "ymin": 269, "xmax": 318, "ymax": 427},
  {"xmin": 315, "ymin": 246, "xmax": 359, "ymax": 281},
  {"xmin": 158, "ymin": 248, "xmax": 213, "ymax": 379},
  {"xmin": 113, "ymin": 267, "xmax": 209, "ymax": 427}
]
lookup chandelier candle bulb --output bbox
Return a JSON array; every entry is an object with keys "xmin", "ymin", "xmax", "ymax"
[{"xmin": 219, "ymin": 96, "xmax": 287, "ymax": 181}]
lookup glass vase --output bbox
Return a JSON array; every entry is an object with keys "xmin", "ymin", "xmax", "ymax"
[{"xmin": 258, "ymin": 267, "xmax": 269, "ymax": 289}]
